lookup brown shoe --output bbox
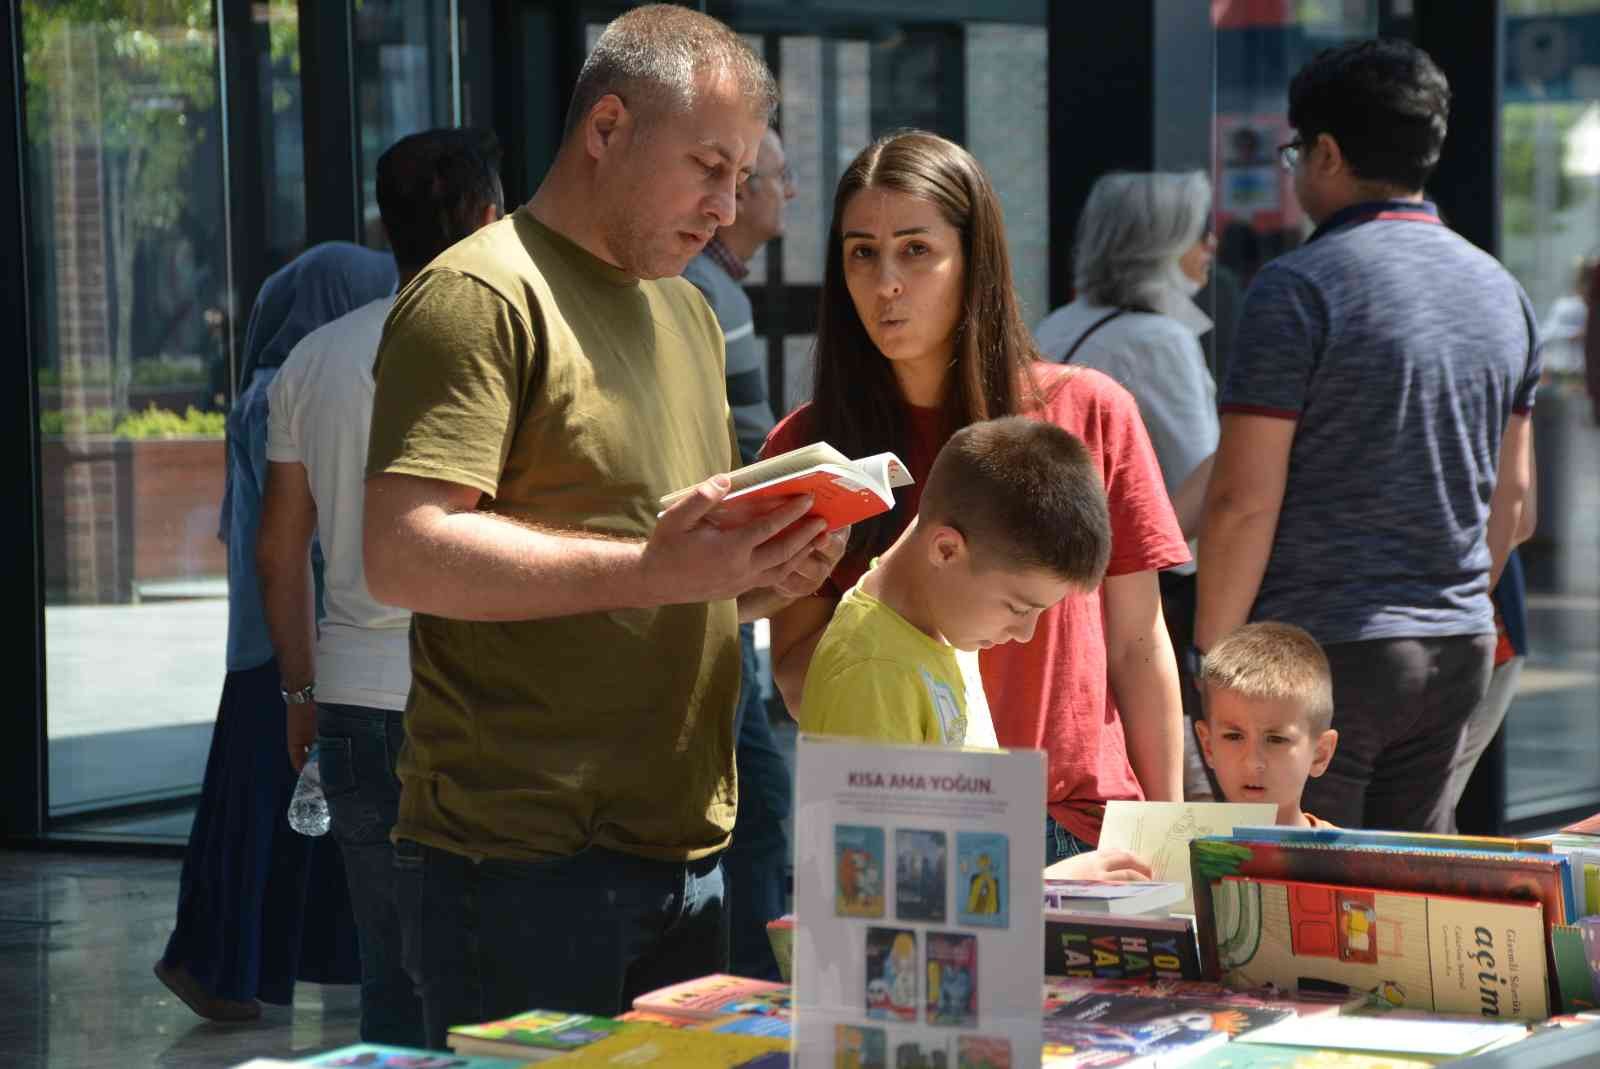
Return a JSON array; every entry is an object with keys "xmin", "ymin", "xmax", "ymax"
[{"xmin": 153, "ymin": 959, "xmax": 262, "ymax": 1022}]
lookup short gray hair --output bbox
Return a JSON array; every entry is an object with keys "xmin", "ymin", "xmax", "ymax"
[
  {"xmin": 563, "ymin": 5, "xmax": 778, "ymax": 141},
  {"xmin": 1072, "ymin": 171, "xmax": 1212, "ymax": 311}
]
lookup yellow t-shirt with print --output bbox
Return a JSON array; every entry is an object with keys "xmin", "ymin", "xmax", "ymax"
[{"xmin": 799, "ymin": 579, "xmax": 967, "ymax": 745}]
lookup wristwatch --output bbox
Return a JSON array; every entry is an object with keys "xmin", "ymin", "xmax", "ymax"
[{"xmin": 281, "ymin": 681, "xmax": 316, "ymax": 705}]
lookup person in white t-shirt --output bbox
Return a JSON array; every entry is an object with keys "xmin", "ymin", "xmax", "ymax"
[{"xmin": 256, "ymin": 127, "xmax": 503, "ymax": 1046}]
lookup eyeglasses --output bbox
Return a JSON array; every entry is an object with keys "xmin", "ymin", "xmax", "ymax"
[{"xmin": 1277, "ymin": 139, "xmax": 1308, "ymax": 173}]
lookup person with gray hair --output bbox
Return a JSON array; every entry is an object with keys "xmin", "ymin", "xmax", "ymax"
[
  {"xmin": 361, "ymin": 4, "xmax": 846, "ymax": 1045},
  {"xmin": 1034, "ymin": 170, "xmax": 1220, "ymax": 799}
]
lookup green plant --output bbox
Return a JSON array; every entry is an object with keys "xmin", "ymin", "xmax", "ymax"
[
  {"xmin": 38, "ymin": 408, "xmax": 117, "ymax": 436},
  {"xmin": 113, "ymin": 404, "xmax": 225, "ymax": 439}
]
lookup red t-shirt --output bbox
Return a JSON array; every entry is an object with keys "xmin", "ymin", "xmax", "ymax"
[{"xmin": 763, "ymin": 363, "xmax": 1189, "ymax": 844}]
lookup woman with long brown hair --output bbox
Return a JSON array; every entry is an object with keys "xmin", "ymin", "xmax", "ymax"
[{"xmin": 764, "ymin": 131, "xmax": 1189, "ymax": 866}]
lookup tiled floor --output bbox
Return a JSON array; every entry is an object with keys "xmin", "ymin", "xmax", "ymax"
[{"xmin": 0, "ymin": 851, "xmax": 360, "ymax": 1069}]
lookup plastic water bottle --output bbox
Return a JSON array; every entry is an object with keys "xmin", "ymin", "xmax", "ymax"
[{"xmin": 287, "ymin": 744, "xmax": 331, "ymax": 836}]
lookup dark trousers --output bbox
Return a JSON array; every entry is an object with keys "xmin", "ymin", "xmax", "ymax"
[
  {"xmin": 317, "ymin": 701, "xmax": 424, "ymax": 1047},
  {"xmin": 725, "ymin": 623, "xmax": 792, "ymax": 980},
  {"xmin": 1299, "ymin": 634, "xmax": 1496, "ymax": 831},
  {"xmin": 1045, "ymin": 816, "xmax": 1099, "ymax": 867},
  {"xmin": 396, "ymin": 839, "xmax": 729, "ymax": 1050},
  {"xmin": 163, "ymin": 659, "xmax": 359, "ymax": 1003}
]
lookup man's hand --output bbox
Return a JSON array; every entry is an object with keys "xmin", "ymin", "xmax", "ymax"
[
  {"xmin": 287, "ymin": 702, "xmax": 316, "ymax": 772},
  {"xmin": 641, "ymin": 476, "xmax": 827, "ymax": 605},
  {"xmin": 772, "ymin": 526, "xmax": 849, "ymax": 599},
  {"xmin": 1045, "ymin": 848, "xmax": 1153, "ymax": 883}
]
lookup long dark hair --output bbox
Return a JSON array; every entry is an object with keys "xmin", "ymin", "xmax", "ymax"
[{"xmin": 812, "ymin": 130, "xmax": 1042, "ymax": 561}]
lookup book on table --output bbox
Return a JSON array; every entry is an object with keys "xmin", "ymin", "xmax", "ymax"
[
  {"xmin": 446, "ymin": 1009, "xmax": 629, "ymax": 1059},
  {"xmin": 1207, "ymin": 875, "xmax": 1550, "ymax": 1020},
  {"xmin": 305, "ymin": 1044, "xmax": 537, "ymax": 1068},
  {"xmin": 532, "ymin": 1026, "xmax": 789, "ymax": 1067},
  {"xmin": 1042, "ymin": 874, "xmax": 1185, "ymax": 915},
  {"xmin": 629, "ymin": 973, "xmax": 791, "ymax": 1021},
  {"xmin": 658, "ymin": 442, "xmax": 912, "ymax": 532},
  {"xmin": 1043, "ymin": 909, "xmax": 1203, "ymax": 982}
]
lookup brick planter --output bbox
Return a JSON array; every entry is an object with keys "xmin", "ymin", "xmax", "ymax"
[{"xmin": 41, "ymin": 436, "xmax": 227, "ymax": 605}]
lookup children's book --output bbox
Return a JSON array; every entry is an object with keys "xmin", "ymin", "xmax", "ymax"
[
  {"xmin": 305, "ymin": 1046, "xmax": 534, "ymax": 1069},
  {"xmin": 447, "ymin": 1011, "xmax": 628, "ymax": 1058},
  {"xmin": 1231, "ymin": 826, "xmax": 1553, "ymax": 855},
  {"xmin": 1560, "ymin": 810, "xmax": 1600, "ymax": 837},
  {"xmin": 1179, "ymin": 1046, "xmax": 1444, "ymax": 1068},
  {"xmin": 1208, "ymin": 875, "xmax": 1549, "ymax": 1020},
  {"xmin": 1041, "ymin": 995, "xmax": 1232, "ymax": 1066},
  {"xmin": 926, "ymin": 930, "xmax": 980, "ymax": 1027},
  {"xmin": 836, "ymin": 826, "xmax": 887, "ymax": 919},
  {"xmin": 766, "ymin": 914, "xmax": 795, "ymax": 983},
  {"xmin": 1234, "ymin": 1015, "xmax": 1527, "ymax": 1057},
  {"xmin": 615, "ymin": 1011, "xmax": 791, "ymax": 1039},
  {"xmin": 895, "ymin": 828, "xmax": 949, "ymax": 923},
  {"xmin": 630, "ymin": 974, "xmax": 790, "ymax": 1021},
  {"xmin": 1189, "ymin": 834, "xmax": 1576, "ymax": 1011},
  {"xmin": 1042, "ymin": 977, "xmax": 1356, "ymax": 1019},
  {"xmin": 793, "ymin": 736, "xmax": 1046, "ymax": 1068},
  {"xmin": 1098, "ymin": 801, "xmax": 1278, "ymax": 915},
  {"xmin": 959, "ymin": 831, "xmax": 1011, "ymax": 928},
  {"xmin": 531, "ymin": 1026, "xmax": 789, "ymax": 1067},
  {"xmin": 1042, "ymin": 877, "xmax": 1185, "ymax": 916},
  {"xmin": 1048, "ymin": 991, "xmax": 1294, "ymax": 1039},
  {"xmin": 1043, "ymin": 910, "xmax": 1203, "ymax": 982},
  {"xmin": 1536, "ymin": 833, "xmax": 1600, "ymax": 916},
  {"xmin": 658, "ymin": 441, "xmax": 912, "ymax": 532}
]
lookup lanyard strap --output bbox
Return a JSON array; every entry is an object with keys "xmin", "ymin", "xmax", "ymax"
[
  {"xmin": 1308, "ymin": 201, "xmax": 1443, "ymax": 243},
  {"xmin": 1061, "ymin": 308, "xmax": 1128, "ymax": 364}
]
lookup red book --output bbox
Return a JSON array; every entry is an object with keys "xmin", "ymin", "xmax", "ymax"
[{"xmin": 659, "ymin": 442, "xmax": 912, "ymax": 533}]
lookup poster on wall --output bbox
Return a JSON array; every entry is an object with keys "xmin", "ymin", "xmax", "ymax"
[{"xmin": 793, "ymin": 736, "xmax": 1046, "ymax": 1069}]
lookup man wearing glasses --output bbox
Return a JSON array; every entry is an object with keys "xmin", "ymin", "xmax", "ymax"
[
  {"xmin": 1195, "ymin": 40, "xmax": 1540, "ymax": 833},
  {"xmin": 681, "ymin": 124, "xmax": 797, "ymax": 980}
]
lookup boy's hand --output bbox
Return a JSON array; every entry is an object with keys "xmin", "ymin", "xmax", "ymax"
[{"xmin": 1049, "ymin": 848, "xmax": 1153, "ymax": 883}]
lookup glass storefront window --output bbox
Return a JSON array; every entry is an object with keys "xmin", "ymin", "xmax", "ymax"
[
  {"xmin": 353, "ymin": 0, "xmax": 457, "ymax": 247},
  {"xmin": 1499, "ymin": 0, "xmax": 1600, "ymax": 825},
  {"xmin": 260, "ymin": 0, "xmax": 306, "ymax": 268},
  {"xmin": 22, "ymin": 0, "xmax": 232, "ymax": 816}
]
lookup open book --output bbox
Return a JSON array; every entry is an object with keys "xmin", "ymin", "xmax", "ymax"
[{"xmin": 659, "ymin": 441, "xmax": 913, "ymax": 532}]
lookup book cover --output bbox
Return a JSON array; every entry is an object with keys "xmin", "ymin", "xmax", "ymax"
[
  {"xmin": 926, "ymin": 931, "xmax": 979, "ymax": 1027},
  {"xmin": 1235, "ymin": 1015, "xmax": 1527, "ymax": 1056},
  {"xmin": 631, "ymin": 974, "xmax": 790, "ymax": 1021},
  {"xmin": 1043, "ymin": 911, "xmax": 1202, "ymax": 981},
  {"xmin": 793, "ymin": 737, "xmax": 1046, "ymax": 1068},
  {"xmin": 1042, "ymin": 976, "xmax": 1351, "ymax": 1020},
  {"xmin": 1098, "ymin": 801, "xmax": 1278, "ymax": 915},
  {"xmin": 1189, "ymin": 834, "xmax": 1575, "ymax": 1010},
  {"xmin": 837, "ymin": 827, "xmax": 887, "ymax": 918},
  {"xmin": 1179, "ymin": 1046, "xmax": 1444, "ymax": 1068},
  {"xmin": 864, "ymin": 926, "xmax": 919, "ymax": 1021},
  {"xmin": 958, "ymin": 832, "xmax": 1010, "ymax": 928},
  {"xmin": 1231, "ymin": 826, "xmax": 1554, "ymax": 856},
  {"xmin": 306, "ymin": 1046, "xmax": 533, "ymax": 1068},
  {"xmin": 1047, "ymin": 991, "xmax": 1292, "ymax": 1039},
  {"xmin": 896, "ymin": 829, "xmax": 949, "ymax": 923},
  {"xmin": 532, "ymin": 1027, "xmax": 789, "ymax": 1067},
  {"xmin": 1209, "ymin": 875, "xmax": 1549, "ymax": 1020},
  {"xmin": 1560, "ymin": 810, "xmax": 1600, "ymax": 837},
  {"xmin": 1041, "ymin": 996, "xmax": 1233, "ymax": 1064},
  {"xmin": 1041, "ymin": 878, "xmax": 1184, "ymax": 916},
  {"xmin": 446, "ymin": 1011, "xmax": 627, "ymax": 1057},
  {"xmin": 956, "ymin": 1035, "xmax": 1011, "ymax": 1069}
]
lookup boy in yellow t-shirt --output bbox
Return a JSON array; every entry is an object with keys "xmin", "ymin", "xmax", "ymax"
[
  {"xmin": 799, "ymin": 417, "xmax": 1112, "ymax": 747},
  {"xmin": 1192, "ymin": 622, "xmax": 1341, "ymax": 828}
]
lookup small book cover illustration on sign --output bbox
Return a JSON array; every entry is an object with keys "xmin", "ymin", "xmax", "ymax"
[
  {"xmin": 836, "ymin": 826, "xmax": 886, "ymax": 919},
  {"xmin": 926, "ymin": 931, "xmax": 979, "ymax": 1028},
  {"xmin": 955, "ymin": 1034, "xmax": 1011, "ymax": 1069},
  {"xmin": 659, "ymin": 442, "xmax": 913, "ymax": 533},
  {"xmin": 896, "ymin": 828, "xmax": 948, "ymax": 923},
  {"xmin": 957, "ymin": 832, "xmax": 1009, "ymax": 929},
  {"xmin": 835, "ymin": 1023, "xmax": 888, "ymax": 1069},
  {"xmin": 865, "ymin": 926, "xmax": 920, "ymax": 1022}
]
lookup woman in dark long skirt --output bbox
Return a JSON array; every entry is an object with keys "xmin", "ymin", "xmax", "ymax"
[{"xmin": 155, "ymin": 242, "xmax": 396, "ymax": 1021}]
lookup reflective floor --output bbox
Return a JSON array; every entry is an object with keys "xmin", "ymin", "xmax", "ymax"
[{"xmin": 0, "ymin": 851, "xmax": 359, "ymax": 1068}]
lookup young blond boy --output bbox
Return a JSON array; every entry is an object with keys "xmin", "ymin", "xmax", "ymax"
[{"xmin": 1193, "ymin": 622, "xmax": 1341, "ymax": 827}]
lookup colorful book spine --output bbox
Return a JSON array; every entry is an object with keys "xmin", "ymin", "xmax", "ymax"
[{"xmin": 1043, "ymin": 913, "xmax": 1202, "ymax": 981}]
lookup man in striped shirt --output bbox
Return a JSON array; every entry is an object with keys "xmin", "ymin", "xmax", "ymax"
[{"xmin": 682, "ymin": 124, "xmax": 796, "ymax": 978}]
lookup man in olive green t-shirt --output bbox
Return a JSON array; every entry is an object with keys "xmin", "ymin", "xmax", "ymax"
[{"xmin": 362, "ymin": 6, "xmax": 844, "ymax": 1046}]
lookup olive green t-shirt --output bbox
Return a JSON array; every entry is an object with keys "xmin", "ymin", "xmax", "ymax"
[{"xmin": 367, "ymin": 209, "xmax": 740, "ymax": 863}]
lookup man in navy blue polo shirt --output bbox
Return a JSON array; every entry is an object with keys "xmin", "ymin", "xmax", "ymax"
[{"xmin": 1194, "ymin": 39, "xmax": 1540, "ymax": 832}]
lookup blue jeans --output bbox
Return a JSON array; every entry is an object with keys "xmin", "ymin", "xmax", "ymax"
[
  {"xmin": 724, "ymin": 624, "xmax": 791, "ymax": 979},
  {"xmin": 316, "ymin": 701, "xmax": 423, "ymax": 1047},
  {"xmin": 1045, "ymin": 815, "xmax": 1098, "ymax": 868},
  {"xmin": 395, "ymin": 839, "xmax": 728, "ymax": 1051}
]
